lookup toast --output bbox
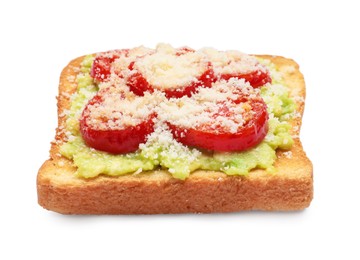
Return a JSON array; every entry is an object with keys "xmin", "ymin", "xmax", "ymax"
[{"xmin": 37, "ymin": 51, "xmax": 313, "ymax": 214}]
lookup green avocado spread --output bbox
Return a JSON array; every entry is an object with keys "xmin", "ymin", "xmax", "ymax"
[{"xmin": 60, "ymin": 55, "xmax": 295, "ymax": 180}]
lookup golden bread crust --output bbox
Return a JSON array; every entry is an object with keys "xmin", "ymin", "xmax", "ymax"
[{"xmin": 37, "ymin": 54, "xmax": 313, "ymax": 214}]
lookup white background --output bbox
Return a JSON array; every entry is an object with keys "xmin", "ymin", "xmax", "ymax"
[{"xmin": 1, "ymin": 0, "xmax": 359, "ymax": 259}]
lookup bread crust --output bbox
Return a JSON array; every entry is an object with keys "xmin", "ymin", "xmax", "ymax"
[{"xmin": 37, "ymin": 54, "xmax": 313, "ymax": 214}]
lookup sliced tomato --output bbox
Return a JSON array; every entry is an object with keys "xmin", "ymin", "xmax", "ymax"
[
  {"xmin": 126, "ymin": 70, "xmax": 154, "ymax": 96},
  {"xmin": 175, "ymin": 47, "xmax": 195, "ymax": 56},
  {"xmin": 90, "ymin": 49, "xmax": 128, "ymax": 82},
  {"xmin": 127, "ymin": 63, "xmax": 215, "ymax": 98},
  {"xmin": 168, "ymin": 97, "xmax": 268, "ymax": 152},
  {"xmin": 164, "ymin": 67, "xmax": 215, "ymax": 98},
  {"xmin": 220, "ymin": 69, "xmax": 272, "ymax": 88},
  {"xmin": 79, "ymin": 90, "xmax": 155, "ymax": 154}
]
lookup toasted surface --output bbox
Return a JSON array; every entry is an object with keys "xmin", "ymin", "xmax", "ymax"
[{"xmin": 37, "ymin": 54, "xmax": 313, "ymax": 214}]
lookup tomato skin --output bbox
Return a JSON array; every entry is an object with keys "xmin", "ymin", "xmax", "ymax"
[
  {"xmin": 164, "ymin": 67, "xmax": 215, "ymax": 98},
  {"xmin": 90, "ymin": 49, "xmax": 128, "ymax": 82},
  {"xmin": 80, "ymin": 116, "xmax": 155, "ymax": 154},
  {"xmin": 175, "ymin": 47, "xmax": 195, "ymax": 56},
  {"xmin": 127, "ymin": 64, "xmax": 215, "ymax": 98},
  {"xmin": 79, "ymin": 92, "xmax": 155, "ymax": 154},
  {"xmin": 168, "ymin": 98, "xmax": 268, "ymax": 152},
  {"xmin": 126, "ymin": 71, "xmax": 153, "ymax": 96},
  {"xmin": 221, "ymin": 70, "xmax": 272, "ymax": 88}
]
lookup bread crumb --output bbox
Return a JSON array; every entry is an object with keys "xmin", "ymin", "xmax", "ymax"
[
  {"xmin": 282, "ymin": 65, "xmax": 296, "ymax": 74},
  {"xmin": 293, "ymin": 96, "xmax": 305, "ymax": 103},
  {"xmin": 61, "ymin": 92, "xmax": 71, "ymax": 99},
  {"xmin": 58, "ymin": 161, "xmax": 65, "ymax": 167},
  {"xmin": 293, "ymin": 112, "xmax": 302, "ymax": 118},
  {"xmin": 67, "ymin": 134, "xmax": 76, "ymax": 142},
  {"xmin": 71, "ymin": 66, "xmax": 80, "ymax": 73},
  {"xmin": 133, "ymin": 168, "xmax": 143, "ymax": 175},
  {"xmin": 59, "ymin": 110, "xmax": 69, "ymax": 118},
  {"xmin": 283, "ymin": 151, "xmax": 292, "ymax": 159},
  {"xmin": 67, "ymin": 75, "xmax": 76, "ymax": 82}
]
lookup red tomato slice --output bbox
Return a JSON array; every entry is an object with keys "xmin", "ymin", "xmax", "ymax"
[
  {"xmin": 164, "ymin": 67, "xmax": 215, "ymax": 98},
  {"xmin": 221, "ymin": 69, "xmax": 272, "ymax": 88},
  {"xmin": 126, "ymin": 69, "xmax": 154, "ymax": 96},
  {"xmin": 127, "ymin": 63, "xmax": 215, "ymax": 98},
  {"xmin": 168, "ymin": 97, "xmax": 268, "ymax": 152},
  {"xmin": 175, "ymin": 47, "xmax": 195, "ymax": 56},
  {"xmin": 79, "ymin": 90, "xmax": 155, "ymax": 154},
  {"xmin": 90, "ymin": 49, "xmax": 128, "ymax": 82}
]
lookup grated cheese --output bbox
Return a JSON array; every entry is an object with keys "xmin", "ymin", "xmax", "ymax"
[
  {"xmin": 83, "ymin": 86, "xmax": 159, "ymax": 131},
  {"xmin": 157, "ymin": 78, "xmax": 260, "ymax": 134},
  {"xmin": 199, "ymin": 47, "xmax": 267, "ymax": 75},
  {"xmin": 80, "ymin": 44, "xmax": 289, "ymax": 154},
  {"xmin": 139, "ymin": 122, "xmax": 201, "ymax": 164},
  {"xmin": 133, "ymin": 43, "xmax": 208, "ymax": 89},
  {"xmin": 110, "ymin": 46, "xmax": 153, "ymax": 80}
]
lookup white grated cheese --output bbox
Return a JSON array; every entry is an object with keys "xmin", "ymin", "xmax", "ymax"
[
  {"xmin": 110, "ymin": 46, "xmax": 153, "ymax": 80},
  {"xmin": 133, "ymin": 168, "xmax": 143, "ymax": 175},
  {"xmin": 199, "ymin": 47, "xmax": 267, "ymax": 75},
  {"xmin": 80, "ymin": 44, "xmax": 272, "ymax": 151},
  {"xmin": 134, "ymin": 43, "xmax": 207, "ymax": 89},
  {"xmin": 140, "ymin": 122, "xmax": 201, "ymax": 163},
  {"xmin": 157, "ymin": 78, "xmax": 260, "ymax": 134},
  {"xmin": 83, "ymin": 86, "xmax": 160, "ymax": 131}
]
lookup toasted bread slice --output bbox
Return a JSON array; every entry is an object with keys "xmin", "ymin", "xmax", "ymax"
[{"xmin": 37, "ymin": 54, "xmax": 313, "ymax": 214}]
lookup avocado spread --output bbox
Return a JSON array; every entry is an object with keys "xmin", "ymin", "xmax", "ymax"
[{"xmin": 60, "ymin": 55, "xmax": 295, "ymax": 180}]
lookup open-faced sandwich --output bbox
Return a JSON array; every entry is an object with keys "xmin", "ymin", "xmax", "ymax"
[{"xmin": 37, "ymin": 43, "xmax": 313, "ymax": 214}]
